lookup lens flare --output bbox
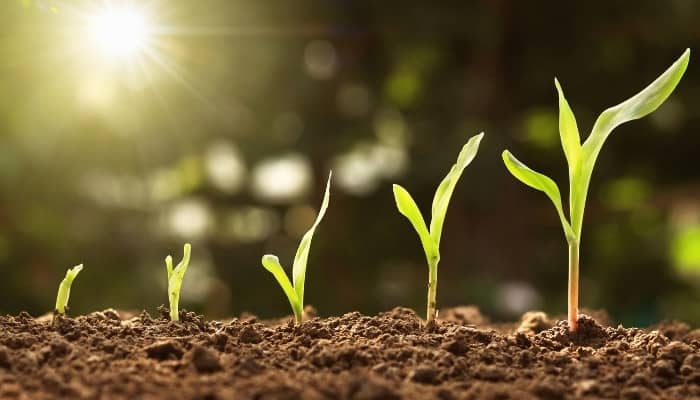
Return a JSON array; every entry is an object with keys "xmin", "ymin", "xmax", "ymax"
[{"xmin": 89, "ymin": 6, "xmax": 150, "ymax": 58}]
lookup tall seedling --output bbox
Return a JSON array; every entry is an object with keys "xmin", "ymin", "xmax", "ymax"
[
  {"xmin": 502, "ymin": 49, "xmax": 690, "ymax": 331},
  {"xmin": 262, "ymin": 172, "xmax": 331, "ymax": 323},
  {"xmin": 393, "ymin": 133, "xmax": 484, "ymax": 322}
]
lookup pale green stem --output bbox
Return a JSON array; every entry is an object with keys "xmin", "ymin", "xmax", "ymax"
[
  {"xmin": 426, "ymin": 258, "xmax": 438, "ymax": 322},
  {"xmin": 567, "ymin": 241, "xmax": 580, "ymax": 332},
  {"xmin": 293, "ymin": 304, "xmax": 303, "ymax": 324},
  {"xmin": 170, "ymin": 292, "xmax": 180, "ymax": 321}
]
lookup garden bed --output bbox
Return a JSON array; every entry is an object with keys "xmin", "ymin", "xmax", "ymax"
[{"xmin": 0, "ymin": 306, "xmax": 699, "ymax": 399}]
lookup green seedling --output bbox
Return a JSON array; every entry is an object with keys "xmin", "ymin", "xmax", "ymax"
[
  {"xmin": 502, "ymin": 49, "xmax": 690, "ymax": 331},
  {"xmin": 262, "ymin": 172, "xmax": 331, "ymax": 323},
  {"xmin": 393, "ymin": 133, "xmax": 484, "ymax": 322},
  {"xmin": 165, "ymin": 243, "xmax": 192, "ymax": 321},
  {"xmin": 55, "ymin": 264, "xmax": 83, "ymax": 315}
]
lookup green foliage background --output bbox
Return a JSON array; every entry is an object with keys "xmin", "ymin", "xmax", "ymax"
[{"xmin": 1, "ymin": 1, "xmax": 700, "ymax": 326}]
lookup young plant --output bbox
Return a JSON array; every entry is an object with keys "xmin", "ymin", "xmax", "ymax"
[
  {"xmin": 55, "ymin": 264, "xmax": 83, "ymax": 315},
  {"xmin": 392, "ymin": 133, "xmax": 484, "ymax": 322},
  {"xmin": 502, "ymin": 49, "xmax": 690, "ymax": 331},
  {"xmin": 262, "ymin": 172, "xmax": 331, "ymax": 323},
  {"xmin": 165, "ymin": 243, "xmax": 192, "ymax": 322}
]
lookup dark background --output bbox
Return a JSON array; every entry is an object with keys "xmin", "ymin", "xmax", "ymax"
[{"xmin": 1, "ymin": 0, "xmax": 700, "ymax": 326}]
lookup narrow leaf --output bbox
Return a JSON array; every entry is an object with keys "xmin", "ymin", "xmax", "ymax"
[
  {"xmin": 165, "ymin": 255, "xmax": 174, "ymax": 280},
  {"xmin": 554, "ymin": 78, "xmax": 581, "ymax": 169},
  {"xmin": 502, "ymin": 150, "xmax": 575, "ymax": 241},
  {"xmin": 292, "ymin": 172, "xmax": 332, "ymax": 306},
  {"xmin": 583, "ymin": 49, "xmax": 690, "ymax": 165},
  {"xmin": 262, "ymin": 254, "xmax": 301, "ymax": 317},
  {"xmin": 430, "ymin": 132, "xmax": 484, "ymax": 247},
  {"xmin": 393, "ymin": 184, "xmax": 439, "ymax": 264},
  {"xmin": 55, "ymin": 264, "xmax": 83, "ymax": 314}
]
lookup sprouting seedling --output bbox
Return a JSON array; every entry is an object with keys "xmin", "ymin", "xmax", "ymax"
[
  {"xmin": 55, "ymin": 264, "xmax": 83, "ymax": 316},
  {"xmin": 392, "ymin": 133, "xmax": 484, "ymax": 323},
  {"xmin": 262, "ymin": 172, "xmax": 331, "ymax": 324},
  {"xmin": 502, "ymin": 49, "xmax": 690, "ymax": 332},
  {"xmin": 165, "ymin": 243, "xmax": 192, "ymax": 322}
]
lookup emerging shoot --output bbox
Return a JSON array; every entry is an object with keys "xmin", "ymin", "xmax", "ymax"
[
  {"xmin": 502, "ymin": 49, "xmax": 690, "ymax": 331},
  {"xmin": 392, "ymin": 133, "xmax": 484, "ymax": 322},
  {"xmin": 262, "ymin": 172, "xmax": 332, "ymax": 323},
  {"xmin": 55, "ymin": 264, "xmax": 84, "ymax": 315},
  {"xmin": 165, "ymin": 243, "xmax": 192, "ymax": 322}
]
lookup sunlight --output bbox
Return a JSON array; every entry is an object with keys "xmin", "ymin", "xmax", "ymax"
[{"xmin": 88, "ymin": 6, "xmax": 151, "ymax": 58}]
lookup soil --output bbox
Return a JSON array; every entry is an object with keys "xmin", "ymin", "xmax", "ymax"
[{"xmin": 1, "ymin": 306, "xmax": 699, "ymax": 400}]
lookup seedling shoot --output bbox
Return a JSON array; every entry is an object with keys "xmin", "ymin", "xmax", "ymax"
[
  {"xmin": 393, "ymin": 133, "xmax": 484, "ymax": 322},
  {"xmin": 502, "ymin": 49, "xmax": 690, "ymax": 331},
  {"xmin": 262, "ymin": 172, "xmax": 332, "ymax": 323},
  {"xmin": 55, "ymin": 264, "xmax": 83, "ymax": 315},
  {"xmin": 165, "ymin": 243, "xmax": 192, "ymax": 321}
]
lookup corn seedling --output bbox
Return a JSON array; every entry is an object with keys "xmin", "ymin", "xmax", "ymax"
[
  {"xmin": 165, "ymin": 243, "xmax": 192, "ymax": 321},
  {"xmin": 55, "ymin": 264, "xmax": 83, "ymax": 315},
  {"xmin": 393, "ymin": 133, "xmax": 484, "ymax": 322},
  {"xmin": 262, "ymin": 172, "xmax": 331, "ymax": 323},
  {"xmin": 502, "ymin": 49, "xmax": 690, "ymax": 331}
]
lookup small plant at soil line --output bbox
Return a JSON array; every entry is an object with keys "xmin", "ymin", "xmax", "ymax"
[
  {"xmin": 393, "ymin": 133, "xmax": 484, "ymax": 323},
  {"xmin": 165, "ymin": 243, "xmax": 192, "ymax": 321},
  {"xmin": 502, "ymin": 49, "xmax": 690, "ymax": 332},
  {"xmin": 262, "ymin": 172, "xmax": 331, "ymax": 324},
  {"xmin": 55, "ymin": 264, "xmax": 83, "ymax": 315}
]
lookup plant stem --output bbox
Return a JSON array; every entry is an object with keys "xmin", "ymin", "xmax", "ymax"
[
  {"xmin": 426, "ymin": 260, "xmax": 438, "ymax": 322},
  {"xmin": 170, "ymin": 292, "xmax": 179, "ymax": 321},
  {"xmin": 567, "ymin": 241, "xmax": 580, "ymax": 332},
  {"xmin": 293, "ymin": 306, "xmax": 303, "ymax": 324}
]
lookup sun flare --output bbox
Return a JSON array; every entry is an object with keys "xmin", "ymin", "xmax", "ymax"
[{"xmin": 88, "ymin": 6, "xmax": 151, "ymax": 58}]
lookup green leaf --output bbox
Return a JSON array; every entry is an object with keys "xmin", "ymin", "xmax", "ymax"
[
  {"xmin": 502, "ymin": 150, "xmax": 575, "ymax": 241},
  {"xmin": 430, "ymin": 132, "xmax": 484, "ymax": 247},
  {"xmin": 168, "ymin": 243, "xmax": 191, "ymax": 290},
  {"xmin": 393, "ymin": 184, "xmax": 439, "ymax": 264},
  {"xmin": 55, "ymin": 264, "xmax": 83, "ymax": 314},
  {"xmin": 554, "ymin": 78, "xmax": 581, "ymax": 170},
  {"xmin": 292, "ymin": 172, "xmax": 332, "ymax": 307},
  {"xmin": 583, "ymin": 49, "xmax": 690, "ymax": 167},
  {"xmin": 262, "ymin": 254, "xmax": 301, "ymax": 319}
]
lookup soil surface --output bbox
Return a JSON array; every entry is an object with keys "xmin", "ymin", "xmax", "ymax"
[{"xmin": 1, "ymin": 306, "xmax": 699, "ymax": 400}]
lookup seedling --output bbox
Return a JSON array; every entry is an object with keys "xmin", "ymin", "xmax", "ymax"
[
  {"xmin": 165, "ymin": 243, "xmax": 192, "ymax": 321},
  {"xmin": 262, "ymin": 172, "xmax": 331, "ymax": 323},
  {"xmin": 55, "ymin": 264, "xmax": 83, "ymax": 315},
  {"xmin": 393, "ymin": 133, "xmax": 484, "ymax": 322},
  {"xmin": 502, "ymin": 49, "xmax": 690, "ymax": 331}
]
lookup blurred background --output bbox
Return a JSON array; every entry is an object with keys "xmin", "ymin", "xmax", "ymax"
[{"xmin": 1, "ymin": 0, "xmax": 700, "ymax": 326}]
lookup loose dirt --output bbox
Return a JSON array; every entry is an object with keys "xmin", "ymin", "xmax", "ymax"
[{"xmin": 0, "ymin": 306, "xmax": 699, "ymax": 399}]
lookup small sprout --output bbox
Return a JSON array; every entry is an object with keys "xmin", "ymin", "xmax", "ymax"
[
  {"xmin": 392, "ymin": 133, "xmax": 484, "ymax": 322},
  {"xmin": 165, "ymin": 243, "xmax": 192, "ymax": 322},
  {"xmin": 262, "ymin": 172, "xmax": 331, "ymax": 323},
  {"xmin": 55, "ymin": 264, "xmax": 83, "ymax": 315},
  {"xmin": 502, "ymin": 49, "xmax": 690, "ymax": 331}
]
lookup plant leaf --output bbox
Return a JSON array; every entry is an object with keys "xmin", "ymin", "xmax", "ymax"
[
  {"xmin": 583, "ymin": 49, "xmax": 690, "ymax": 167},
  {"xmin": 554, "ymin": 78, "xmax": 581, "ymax": 170},
  {"xmin": 262, "ymin": 254, "xmax": 301, "ymax": 317},
  {"xmin": 393, "ymin": 184, "xmax": 439, "ymax": 264},
  {"xmin": 292, "ymin": 172, "xmax": 332, "ymax": 306},
  {"xmin": 502, "ymin": 150, "xmax": 575, "ymax": 241},
  {"xmin": 168, "ymin": 243, "xmax": 191, "ymax": 289},
  {"xmin": 165, "ymin": 255, "xmax": 174, "ymax": 280},
  {"xmin": 55, "ymin": 264, "xmax": 83, "ymax": 314},
  {"xmin": 430, "ymin": 132, "xmax": 484, "ymax": 247}
]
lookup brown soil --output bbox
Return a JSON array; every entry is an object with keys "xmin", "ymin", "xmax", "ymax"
[{"xmin": 1, "ymin": 306, "xmax": 699, "ymax": 400}]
